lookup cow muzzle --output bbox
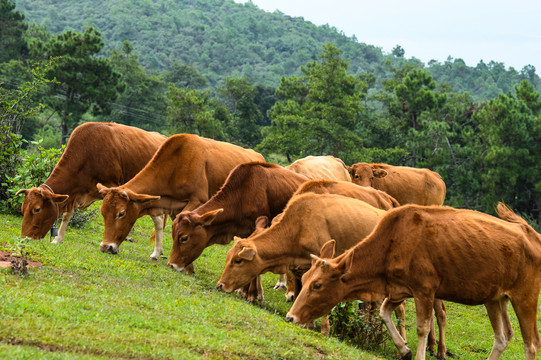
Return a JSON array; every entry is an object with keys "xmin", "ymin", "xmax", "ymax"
[
  {"xmin": 168, "ymin": 263, "xmax": 184, "ymax": 272},
  {"xmin": 284, "ymin": 314, "xmax": 297, "ymax": 323},
  {"xmin": 100, "ymin": 243, "xmax": 119, "ymax": 254}
]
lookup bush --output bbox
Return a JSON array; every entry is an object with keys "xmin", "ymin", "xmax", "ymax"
[
  {"xmin": 328, "ymin": 300, "xmax": 389, "ymax": 351},
  {"xmin": 1, "ymin": 140, "xmax": 63, "ymax": 213}
]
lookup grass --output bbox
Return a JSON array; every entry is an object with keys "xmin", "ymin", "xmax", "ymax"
[{"xmin": 0, "ymin": 205, "xmax": 537, "ymax": 359}]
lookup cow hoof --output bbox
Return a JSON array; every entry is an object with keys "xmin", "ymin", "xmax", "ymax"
[
  {"xmin": 273, "ymin": 283, "xmax": 287, "ymax": 290},
  {"xmin": 149, "ymin": 251, "xmax": 163, "ymax": 261},
  {"xmin": 51, "ymin": 237, "xmax": 63, "ymax": 244},
  {"xmin": 401, "ymin": 350, "xmax": 412, "ymax": 360}
]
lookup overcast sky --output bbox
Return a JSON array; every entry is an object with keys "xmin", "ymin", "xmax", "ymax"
[{"xmin": 235, "ymin": 0, "xmax": 541, "ymax": 73}]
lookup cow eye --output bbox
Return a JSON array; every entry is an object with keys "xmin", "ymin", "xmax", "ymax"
[
  {"xmin": 354, "ymin": 174, "xmax": 359, "ymax": 179},
  {"xmin": 180, "ymin": 235, "xmax": 188, "ymax": 243},
  {"xmin": 312, "ymin": 283, "xmax": 322, "ymax": 290},
  {"xmin": 33, "ymin": 207, "xmax": 41, "ymax": 214},
  {"xmin": 234, "ymin": 258, "xmax": 242, "ymax": 264},
  {"xmin": 117, "ymin": 210, "xmax": 126, "ymax": 219}
]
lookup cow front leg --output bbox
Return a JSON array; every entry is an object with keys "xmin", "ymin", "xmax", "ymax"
[
  {"xmin": 149, "ymin": 214, "xmax": 166, "ymax": 260},
  {"xmin": 52, "ymin": 210, "xmax": 73, "ymax": 244},
  {"xmin": 274, "ymin": 273, "xmax": 287, "ymax": 290}
]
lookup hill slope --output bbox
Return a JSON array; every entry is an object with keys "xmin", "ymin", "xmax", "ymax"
[{"xmin": 14, "ymin": 0, "xmax": 539, "ymax": 98}]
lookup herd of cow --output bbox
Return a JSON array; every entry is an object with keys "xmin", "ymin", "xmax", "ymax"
[{"xmin": 15, "ymin": 122, "xmax": 541, "ymax": 360}]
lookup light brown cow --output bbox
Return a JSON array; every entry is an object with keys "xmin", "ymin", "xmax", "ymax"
[
  {"xmin": 97, "ymin": 134, "xmax": 264, "ymax": 265},
  {"xmin": 16, "ymin": 122, "xmax": 166, "ymax": 244},
  {"xmin": 348, "ymin": 163, "xmax": 446, "ymax": 205},
  {"xmin": 286, "ymin": 203, "xmax": 541, "ymax": 360},
  {"xmin": 215, "ymin": 194, "xmax": 404, "ymax": 332},
  {"xmin": 286, "ymin": 155, "xmax": 351, "ymax": 181},
  {"xmin": 169, "ymin": 162, "xmax": 309, "ymax": 299}
]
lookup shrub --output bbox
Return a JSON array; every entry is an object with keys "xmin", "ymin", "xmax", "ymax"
[
  {"xmin": 328, "ymin": 300, "xmax": 389, "ymax": 351},
  {"xmin": 1, "ymin": 140, "xmax": 63, "ymax": 213}
]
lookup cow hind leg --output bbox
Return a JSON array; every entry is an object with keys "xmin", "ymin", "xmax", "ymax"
[
  {"xmin": 412, "ymin": 296, "xmax": 434, "ymax": 360},
  {"xmin": 274, "ymin": 273, "xmax": 287, "ymax": 290},
  {"xmin": 380, "ymin": 298, "xmax": 411, "ymax": 360},
  {"xmin": 511, "ymin": 295, "xmax": 541, "ymax": 360},
  {"xmin": 485, "ymin": 297, "xmax": 513, "ymax": 360},
  {"xmin": 433, "ymin": 299, "xmax": 450, "ymax": 359},
  {"xmin": 52, "ymin": 210, "xmax": 74, "ymax": 244}
]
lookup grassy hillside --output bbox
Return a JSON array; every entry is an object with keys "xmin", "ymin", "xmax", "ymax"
[{"xmin": 0, "ymin": 207, "xmax": 537, "ymax": 359}]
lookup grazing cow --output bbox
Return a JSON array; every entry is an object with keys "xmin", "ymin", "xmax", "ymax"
[
  {"xmin": 97, "ymin": 134, "xmax": 264, "ymax": 264},
  {"xmin": 286, "ymin": 155, "xmax": 351, "ymax": 181},
  {"xmin": 16, "ymin": 122, "xmax": 166, "ymax": 244},
  {"xmin": 348, "ymin": 163, "xmax": 446, "ymax": 205},
  {"xmin": 286, "ymin": 203, "xmax": 541, "ymax": 360},
  {"xmin": 169, "ymin": 162, "xmax": 309, "ymax": 298},
  {"xmin": 215, "ymin": 194, "xmax": 396, "ymax": 322}
]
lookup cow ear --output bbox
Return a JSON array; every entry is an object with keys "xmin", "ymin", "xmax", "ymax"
[
  {"xmin": 129, "ymin": 191, "xmax": 160, "ymax": 203},
  {"xmin": 339, "ymin": 253, "xmax": 354, "ymax": 283},
  {"xmin": 373, "ymin": 169, "xmax": 388, "ymax": 178},
  {"xmin": 319, "ymin": 239, "xmax": 336, "ymax": 259},
  {"xmin": 200, "ymin": 208, "xmax": 223, "ymax": 227},
  {"xmin": 238, "ymin": 246, "xmax": 256, "ymax": 261},
  {"xmin": 254, "ymin": 216, "xmax": 268, "ymax": 230},
  {"xmin": 15, "ymin": 189, "xmax": 29, "ymax": 196},
  {"xmin": 96, "ymin": 183, "xmax": 110, "ymax": 198},
  {"xmin": 51, "ymin": 193, "xmax": 69, "ymax": 204}
]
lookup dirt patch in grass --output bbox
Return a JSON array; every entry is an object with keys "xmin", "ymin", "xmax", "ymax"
[{"xmin": 0, "ymin": 251, "xmax": 42, "ymax": 269}]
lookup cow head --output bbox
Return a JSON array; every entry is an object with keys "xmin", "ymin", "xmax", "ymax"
[
  {"xmin": 97, "ymin": 183, "xmax": 159, "ymax": 254},
  {"xmin": 216, "ymin": 236, "xmax": 263, "ymax": 293},
  {"xmin": 168, "ymin": 208, "xmax": 224, "ymax": 272},
  {"xmin": 285, "ymin": 240, "xmax": 351, "ymax": 326},
  {"xmin": 349, "ymin": 163, "xmax": 388, "ymax": 187},
  {"xmin": 16, "ymin": 187, "xmax": 69, "ymax": 239}
]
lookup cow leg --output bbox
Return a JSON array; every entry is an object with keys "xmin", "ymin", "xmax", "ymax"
[
  {"xmin": 380, "ymin": 298, "xmax": 411, "ymax": 360},
  {"xmin": 52, "ymin": 210, "xmax": 74, "ymax": 244},
  {"xmin": 245, "ymin": 276, "xmax": 264, "ymax": 302},
  {"xmin": 485, "ymin": 297, "xmax": 513, "ymax": 360},
  {"xmin": 274, "ymin": 273, "xmax": 287, "ymax": 290},
  {"xmin": 413, "ymin": 296, "xmax": 434, "ymax": 360},
  {"xmin": 510, "ymin": 295, "xmax": 540, "ymax": 360},
  {"xmin": 320, "ymin": 315, "xmax": 330, "ymax": 336},
  {"xmin": 394, "ymin": 301, "xmax": 407, "ymax": 342},
  {"xmin": 149, "ymin": 214, "xmax": 165, "ymax": 260},
  {"xmin": 285, "ymin": 271, "xmax": 296, "ymax": 302},
  {"xmin": 432, "ymin": 299, "xmax": 449, "ymax": 359}
]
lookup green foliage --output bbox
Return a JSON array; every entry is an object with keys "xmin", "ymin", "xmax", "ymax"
[
  {"xmin": 259, "ymin": 44, "xmax": 367, "ymax": 164},
  {"xmin": 0, "ymin": 0, "xmax": 29, "ymax": 63},
  {"xmin": 33, "ymin": 27, "xmax": 124, "ymax": 144},
  {"xmin": 166, "ymin": 83, "xmax": 226, "ymax": 139},
  {"xmin": 329, "ymin": 301, "xmax": 389, "ymax": 351},
  {"xmin": 0, "ymin": 59, "xmax": 54, "ymax": 204},
  {"xmin": 68, "ymin": 208, "xmax": 99, "ymax": 229},
  {"xmin": 2, "ymin": 140, "xmax": 63, "ymax": 213}
]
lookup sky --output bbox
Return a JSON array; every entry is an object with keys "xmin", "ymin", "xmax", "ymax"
[{"xmin": 235, "ymin": 0, "xmax": 541, "ymax": 72}]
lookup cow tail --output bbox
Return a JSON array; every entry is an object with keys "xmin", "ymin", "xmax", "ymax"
[{"xmin": 495, "ymin": 202, "xmax": 530, "ymax": 227}]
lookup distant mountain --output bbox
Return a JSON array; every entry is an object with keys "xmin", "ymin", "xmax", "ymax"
[{"xmin": 15, "ymin": 0, "xmax": 539, "ymax": 99}]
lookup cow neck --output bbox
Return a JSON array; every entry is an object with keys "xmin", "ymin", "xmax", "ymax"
[
  {"xmin": 196, "ymin": 192, "xmax": 246, "ymax": 246},
  {"xmin": 251, "ymin": 222, "xmax": 304, "ymax": 275},
  {"xmin": 339, "ymin": 234, "xmax": 389, "ymax": 302}
]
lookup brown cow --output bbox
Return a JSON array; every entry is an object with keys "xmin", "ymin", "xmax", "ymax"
[
  {"xmin": 16, "ymin": 122, "xmax": 166, "ymax": 244},
  {"xmin": 348, "ymin": 163, "xmax": 446, "ymax": 205},
  {"xmin": 286, "ymin": 155, "xmax": 351, "ymax": 181},
  {"xmin": 286, "ymin": 203, "xmax": 541, "ymax": 360},
  {"xmin": 97, "ymin": 134, "xmax": 264, "ymax": 265},
  {"xmin": 169, "ymin": 162, "xmax": 309, "ymax": 298},
  {"xmin": 215, "ymin": 194, "xmax": 403, "ymax": 330}
]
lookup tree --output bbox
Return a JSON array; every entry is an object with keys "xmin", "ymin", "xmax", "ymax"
[
  {"xmin": 0, "ymin": 0, "xmax": 28, "ymax": 63},
  {"xmin": 35, "ymin": 27, "xmax": 124, "ymax": 144},
  {"xmin": 106, "ymin": 40, "xmax": 167, "ymax": 132},
  {"xmin": 258, "ymin": 43, "xmax": 366, "ymax": 164},
  {"xmin": 166, "ymin": 84, "xmax": 225, "ymax": 139},
  {"xmin": 473, "ymin": 81, "xmax": 541, "ymax": 221},
  {"xmin": 163, "ymin": 61, "xmax": 208, "ymax": 90},
  {"xmin": 218, "ymin": 77, "xmax": 262, "ymax": 147}
]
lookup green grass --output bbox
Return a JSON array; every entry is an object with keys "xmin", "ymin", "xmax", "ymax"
[{"xmin": 0, "ymin": 205, "xmax": 537, "ymax": 359}]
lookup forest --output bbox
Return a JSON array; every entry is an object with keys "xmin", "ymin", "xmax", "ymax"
[{"xmin": 1, "ymin": 0, "xmax": 540, "ymax": 226}]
